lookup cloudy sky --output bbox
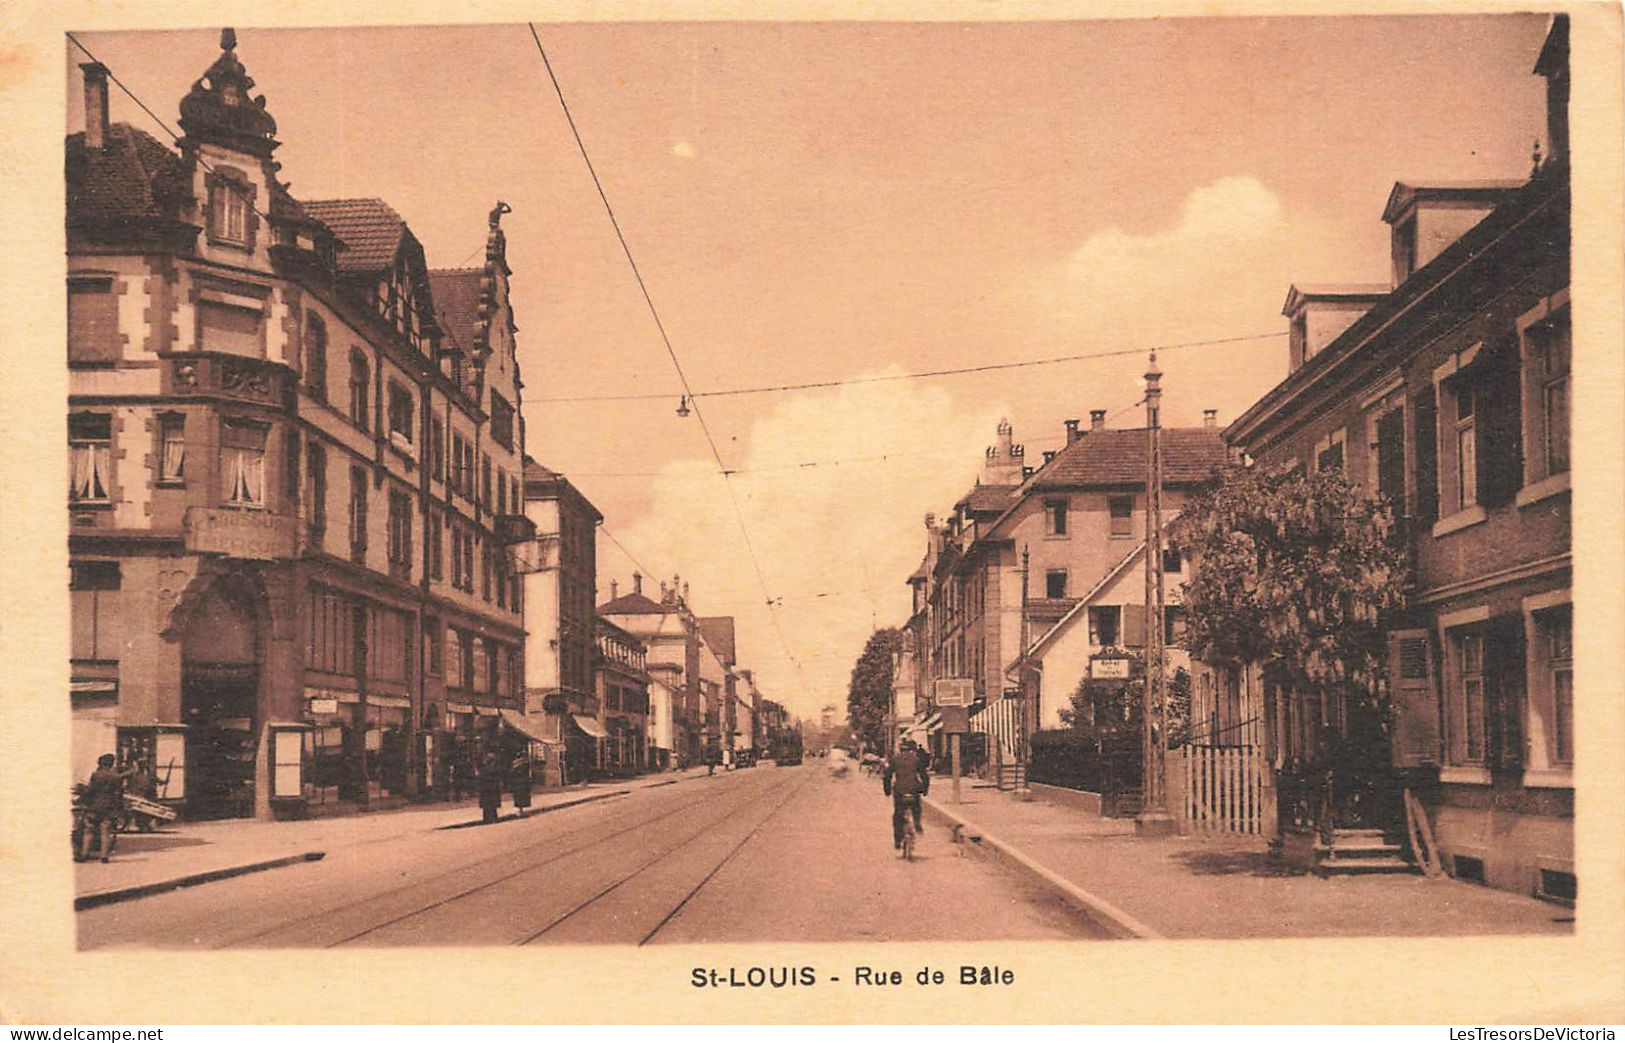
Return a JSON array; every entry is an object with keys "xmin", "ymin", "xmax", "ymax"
[{"xmin": 68, "ymin": 16, "xmax": 1550, "ymax": 720}]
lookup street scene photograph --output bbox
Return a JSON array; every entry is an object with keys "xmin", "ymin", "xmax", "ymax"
[{"xmin": 57, "ymin": 11, "xmax": 1582, "ymax": 952}]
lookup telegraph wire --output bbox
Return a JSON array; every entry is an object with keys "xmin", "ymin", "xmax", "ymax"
[
  {"xmin": 528, "ymin": 330, "xmax": 1286, "ymax": 404},
  {"xmin": 66, "ymin": 33, "xmax": 279, "ymax": 233},
  {"xmin": 527, "ymin": 23, "xmax": 807, "ymax": 678}
]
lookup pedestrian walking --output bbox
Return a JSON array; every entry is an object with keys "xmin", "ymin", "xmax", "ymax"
[
  {"xmin": 510, "ymin": 752, "xmax": 532, "ymax": 817},
  {"xmin": 478, "ymin": 754, "xmax": 503, "ymax": 824},
  {"xmin": 77, "ymin": 753, "xmax": 133, "ymax": 862}
]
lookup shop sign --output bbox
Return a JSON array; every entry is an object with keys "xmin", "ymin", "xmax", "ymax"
[
  {"xmin": 1091, "ymin": 657, "xmax": 1131, "ymax": 679},
  {"xmin": 934, "ymin": 679, "xmax": 974, "ymax": 707},
  {"xmin": 308, "ymin": 697, "xmax": 339, "ymax": 716},
  {"xmin": 185, "ymin": 507, "xmax": 297, "ymax": 560}
]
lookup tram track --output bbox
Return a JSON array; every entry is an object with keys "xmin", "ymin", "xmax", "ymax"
[
  {"xmin": 328, "ymin": 769, "xmax": 802, "ymax": 947},
  {"xmin": 214, "ymin": 773, "xmax": 768, "ymax": 948}
]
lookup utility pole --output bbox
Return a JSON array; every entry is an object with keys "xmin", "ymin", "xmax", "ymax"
[
  {"xmin": 1018, "ymin": 544, "xmax": 1031, "ymax": 781},
  {"xmin": 1138, "ymin": 350, "xmax": 1176, "ymax": 835}
]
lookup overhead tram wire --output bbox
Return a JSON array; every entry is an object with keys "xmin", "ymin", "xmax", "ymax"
[
  {"xmin": 528, "ymin": 330, "xmax": 1287, "ymax": 404},
  {"xmin": 526, "ymin": 23, "xmax": 808, "ymax": 677}
]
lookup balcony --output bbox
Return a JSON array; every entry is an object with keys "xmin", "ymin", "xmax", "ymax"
[{"xmin": 166, "ymin": 354, "xmax": 292, "ymax": 408}]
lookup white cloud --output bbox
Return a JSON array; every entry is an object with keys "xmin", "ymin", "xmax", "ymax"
[
  {"xmin": 608, "ymin": 369, "xmax": 1007, "ymax": 722},
  {"xmin": 671, "ymin": 140, "xmax": 697, "ymax": 159}
]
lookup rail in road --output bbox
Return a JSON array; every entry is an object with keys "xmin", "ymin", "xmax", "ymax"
[{"xmin": 212, "ymin": 768, "xmax": 808, "ymax": 948}]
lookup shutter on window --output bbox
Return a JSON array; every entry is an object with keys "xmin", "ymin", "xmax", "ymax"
[
  {"xmin": 1376, "ymin": 408, "xmax": 1407, "ymax": 515},
  {"xmin": 1387, "ymin": 629, "xmax": 1439, "ymax": 768},
  {"xmin": 1412, "ymin": 388, "xmax": 1438, "ymax": 523},
  {"xmin": 1122, "ymin": 607, "xmax": 1147, "ymax": 649},
  {"xmin": 1486, "ymin": 614, "xmax": 1526, "ymax": 772},
  {"xmin": 1475, "ymin": 338, "xmax": 1525, "ymax": 509}
]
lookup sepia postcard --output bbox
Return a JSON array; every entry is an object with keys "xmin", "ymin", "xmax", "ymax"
[{"xmin": 1, "ymin": 0, "xmax": 1622, "ymax": 1026}]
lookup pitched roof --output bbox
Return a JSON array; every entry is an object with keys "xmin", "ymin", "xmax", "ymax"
[
  {"xmin": 65, "ymin": 124, "xmax": 190, "ymax": 225},
  {"xmin": 956, "ymin": 483, "xmax": 1017, "ymax": 514},
  {"xmin": 428, "ymin": 267, "xmax": 485, "ymax": 354},
  {"xmin": 696, "ymin": 617, "xmax": 737, "ymax": 665},
  {"xmin": 522, "ymin": 457, "xmax": 560, "ymax": 483},
  {"xmin": 301, "ymin": 198, "xmax": 407, "ymax": 272},
  {"xmin": 1028, "ymin": 427, "xmax": 1226, "ymax": 490},
  {"xmin": 599, "ymin": 591, "xmax": 669, "ymax": 616}
]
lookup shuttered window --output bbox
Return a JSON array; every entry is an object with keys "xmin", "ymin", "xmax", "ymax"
[
  {"xmin": 68, "ymin": 276, "xmax": 120, "ymax": 363},
  {"xmin": 1388, "ymin": 629, "xmax": 1439, "ymax": 768}
]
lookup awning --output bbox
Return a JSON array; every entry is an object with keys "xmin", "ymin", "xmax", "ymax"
[
  {"xmin": 447, "ymin": 703, "xmax": 476, "ymax": 715},
  {"xmin": 571, "ymin": 714, "xmax": 609, "ymax": 739},
  {"xmin": 476, "ymin": 706, "xmax": 500, "ymax": 717},
  {"xmin": 70, "ymin": 680, "xmax": 117, "ymax": 695},
  {"xmin": 367, "ymin": 695, "xmax": 411, "ymax": 709},
  {"xmin": 500, "ymin": 709, "xmax": 551, "ymax": 745}
]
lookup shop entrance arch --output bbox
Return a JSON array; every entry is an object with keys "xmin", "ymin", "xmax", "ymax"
[{"xmin": 179, "ymin": 575, "xmax": 263, "ymax": 819}]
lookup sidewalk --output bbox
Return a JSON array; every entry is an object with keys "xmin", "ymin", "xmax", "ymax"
[
  {"xmin": 74, "ymin": 767, "xmax": 715, "ymax": 908},
  {"xmin": 923, "ymin": 786, "xmax": 1574, "ymax": 939}
]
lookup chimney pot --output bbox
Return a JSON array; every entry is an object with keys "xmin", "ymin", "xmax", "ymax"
[
  {"xmin": 610, "ymin": 579, "xmax": 619, "ymax": 599},
  {"xmin": 1204, "ymin": 409, "xmax": 1218, "ymax": 428},
  {"xmin": 633, "ymin": 572, "xmax": 643, "ymax": 595},
  {"xmin": 81, "ymin": 62, "xmax": 109, "ymax": 152},
  {"xmin": 1064, "ymin": 419, "xmax": 1080, "ymax": 442},
  {"xmin": 1090, "ymin": 410, "xmax": 1107, "ymax": 431},
  {"xmin": 1042, "ymin": 450, "xmax": 1057, "ymax": 464}
]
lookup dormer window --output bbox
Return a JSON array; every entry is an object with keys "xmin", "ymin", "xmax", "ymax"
[{"xmin": 206, "ymin": 173, "xmax": 253, "ymax": 247}]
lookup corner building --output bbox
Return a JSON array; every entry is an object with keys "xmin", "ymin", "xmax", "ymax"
[{"xmin": 66, "ymin": 31, "xmax": 529, "ymax": 819}]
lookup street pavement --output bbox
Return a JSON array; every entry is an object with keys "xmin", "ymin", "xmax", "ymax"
[{"xmin": 76, "ymin": 764, "xmax": 1105, "ymax": 948}]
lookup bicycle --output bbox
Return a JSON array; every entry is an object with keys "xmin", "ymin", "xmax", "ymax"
[{"xmin": 896, "ymin": 793, "xmax": 921, "ymax": 861}]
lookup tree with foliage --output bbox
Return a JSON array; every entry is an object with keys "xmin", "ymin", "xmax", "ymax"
[
  {"xmin": 847, "ymin": 628, "xmax": 901, "ymax": 753},
  {"xmin": 1057, "ymin": 651, "xmax": 1191, "ymax": 750},
  {"xmin": 1169, "ymin": 465, "xmax": 1409, "ymax": 753}
]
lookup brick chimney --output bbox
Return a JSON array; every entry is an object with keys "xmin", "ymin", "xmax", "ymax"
[
  {"xmin": 610, "ymin": 579, "xmax": 619, "ymax": 600},
  {"xmin": 82, "ymin": 62, "xmax": 110, "ymax": 151},
  {"xmin": 1042, "ymin": 450, "xmax": 1057, "ymax": 464},
  {"xmin": 1064, "ymin": 418, "xmax": 1080, "ymax": 443},
  {"xmin": 1090, "ymin": 409, "xmax": 1107, "ymax": 431},
  {"xmin": 1204, "ymin": 409, "xmax": 1218, "ymax": 428},
  {"xmin": 632, "ymin": 572, "xmax": 642, "ymax": 595}
]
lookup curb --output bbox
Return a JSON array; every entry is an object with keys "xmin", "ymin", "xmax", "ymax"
[
  {"xmin": 921, "ymin": 795, "xmax": 1163, "ymax": 940},
  {"xmin": 436, "ymin": 788, "xmax": 632, "ymax": 830},
  {"xmin": 75, "ymin": 851, "xmax": 326, "ymax": 911}
]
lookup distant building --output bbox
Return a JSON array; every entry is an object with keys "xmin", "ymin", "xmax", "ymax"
[
  {"xmin": 595, "ymin": 616, "xmax": 651, "ymax": 774},
  {"xmin": 600, "ymin": 573, "xmax": 703, "ymax": 767},
  {"xmin": 521, "ymin": 459, "xmax": 603, "ymax": 784}
]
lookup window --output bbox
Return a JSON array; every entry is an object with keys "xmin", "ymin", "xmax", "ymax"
[
  {"xmin": 482, "ymin": 543, "xmax": 493, "ymax": 602},
  {"xmin": 1163, "ymin": 605, "xmax": 1186, "ymax": 647},
  {"xmin": 1522, "ymin": 305, "xmax": 1571, "ymax": 482},
  {"xmin": 511, "ymin": 477, "xmax": 521, "ymax": 513},
  {"xmin": 304, "ymin": 313, "xmax": 327, "ymax": 400},
  {"xmin": 1108, "ymin": 496, "xmax": 1134, "ymax": 537},
  {"xmin": 1371, "ymin": 403, "xmax": 1406, "ymax": 515},
  {"xmin": 70, "ymin": 561, "xmax": 122, "ymax": 661},
  {"xmin": 482, "ymin": 454, "xmax": 493, "ymax": 507},
  {"xmin": 1448, "ymin": 627, "xmax": 1487, "ymax": 765},
  {"xmin": 69, "ymin": 413, "xmax": 112, "ymax": 504},
  {"xmin": 349, "ymin": 351, "xmax": 370, "ymax": 430},
  {"xmin": 1045, "ymin": 570, "xmax": 1067, "ymax": 599},
  {"xmin": 68, "ymin": 276, "xmax": 120, "ymax": 363},
  {"xmin": 1315, "ymin": 428, "xmax": 1346, "ymax": 474},
  {"xmin": 207, "ymin": 175, "xmax": 251, "ymax": 245},
  {"xmin": 1161, "ymin": 548, "xmax": 1182, "ymax": 574},
  {"xmin": 428, "ymin": 510, "xmax": 443, "ymax": 580},
  {"xmin": 424, "ymin": 617, "xmax": 442, "ymax": 676},
  {"xmin": 387, "ymin": 489, "xmax": 413, "ymax": 574},
  {"xmin": 497, "ymin": 470, "xmax": 507, "ymax": 516},
  {"xmin": 306, "ymin": 588, "xmax": 356, "ymax": 676},
  {"xmin": 198, "ymin": 299, "xmax": 264, "ymax": 357},
  {"xmin": 157, "ymin": 415, "xmax": 185, "ymax": 484},
  {"xmin": 221, "ymin": 420, "xmax": 267, "ymax": 507},
  {"xmin": 1088, "ymin": 606, "xmax": 1121, "ymax": 649},
  {"xmin": 1536, "ymin": 605, "xmax": 1574, "ymax": 766},
  {"xmin": 348, "ymin": 465, "xmax": 368, "ymax": 561},
  {"xmin": 367, "ymin": 606, "xmax": 412, "ymax": 685},
  {"xmin": 305, "ymin": 441, "xmax": 327, "ymax": 542},
  {"xmin": 387, "ymin": 382, "xmax": 414, "ymax": 443},
  {"xmin": 490, "ymin": 393, "xmax": 515, "ymax": 450},
  {"xmin": 1454, "ymin": 389, "xmax": 1477, "ymax": 511},
  {"xmin": 1044, "ymin": 499, "xmax": 1068, "ymax": 537},
  {"xmin": 429, "ymin": 416, "xmax": 445, "ymax": 482}
]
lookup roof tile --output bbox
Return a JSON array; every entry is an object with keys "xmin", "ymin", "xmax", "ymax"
[
  {"xmin": 1031, "ymin": 427, "xmax": 1226, "ymax": 489},
  {"xmin": 301, "ymin": 197, "xmax": 407, "ymax": 272}
]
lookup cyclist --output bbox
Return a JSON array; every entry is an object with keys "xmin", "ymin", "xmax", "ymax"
[{"xmin": 882, "ymin": 739, "xmax": 930, "ymax": 850}]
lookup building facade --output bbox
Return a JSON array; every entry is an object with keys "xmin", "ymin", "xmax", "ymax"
[
  {"xmin": 68, "ymin": 32, "xmax": 528, "ymax": 819},
  {"xmin": 600, "ymin": 574, "xmax": 703, "ymax": 768},
  {"xmin": 520, "ymin": 459, "xmax": 603, "ymax": 784},
  {"xmin": 595, "ymin": 616, "xmax": 651, "ymax": 774},
  {"xmin": 1223, "ymin": 17, "xmax": 1572, "ymax": 897}
]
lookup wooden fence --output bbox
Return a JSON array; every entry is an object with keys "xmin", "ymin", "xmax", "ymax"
[{"xmin": 1179, "ymin": 742, "xmax": 1265, "ymax": 835}]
